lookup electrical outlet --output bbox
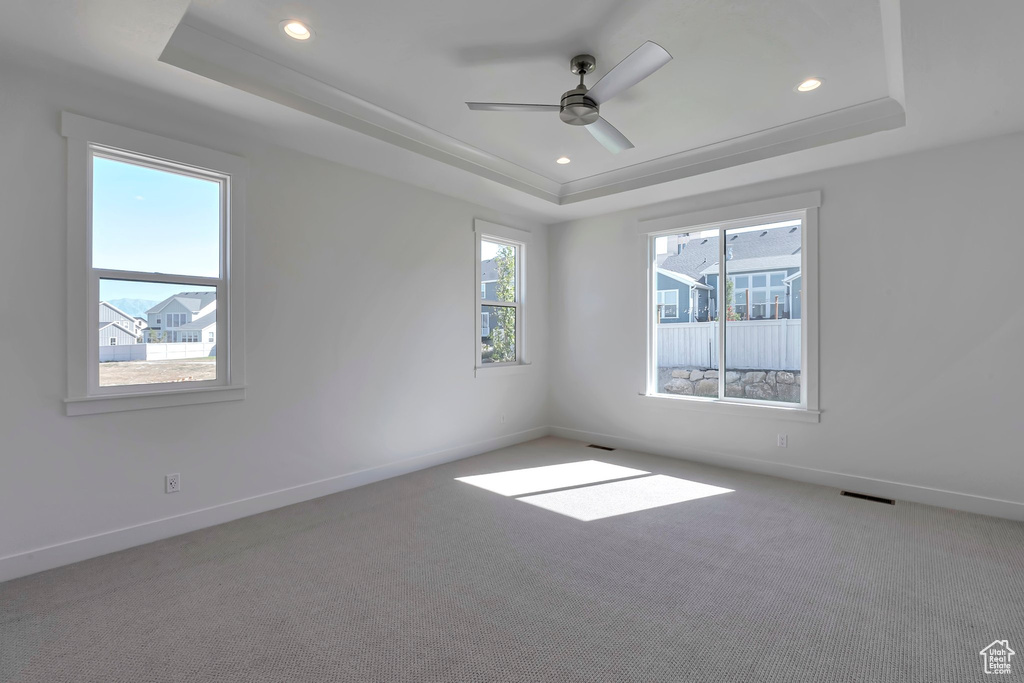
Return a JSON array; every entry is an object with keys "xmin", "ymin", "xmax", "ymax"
[
  {"xmin": 165, "ymin": 473, "xmax": 180, "ymax": 494},
  {"xmin": 777, "ymin": 434, "xmax": 788, "ymax": 448}
]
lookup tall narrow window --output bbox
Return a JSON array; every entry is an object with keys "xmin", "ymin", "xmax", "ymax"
[
  {"xmin": 92, "ymin": 153, "xmax": 222, "ymax": 388},
  {"xmin": 63, "ymin": 112, "xmax": 246, "ymax": 415},
  {"xmin": 644, "ymin": 195, "xmax": 818, "ymax": 415},
  {"xmin": 475, "ymin": 220, "xmax": 529, "ymax": 372}
]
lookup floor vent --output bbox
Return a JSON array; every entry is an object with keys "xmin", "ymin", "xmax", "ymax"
[
  {"xmin": 841, "ymin": 490, "xmax": 895, "ymax": 505},
  {"xmin": 586, "ymin": 444, "xmax": 616, "ymax": 451}
]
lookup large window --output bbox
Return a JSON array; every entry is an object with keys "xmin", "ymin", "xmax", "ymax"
[
  {"xmin": 643, "ymin": 193, "xmax": 818, "ymax": 417},
  {"xmin": 475, "ymin": 220, "xmax": 529, "ymax": 373},
  {"xmin": 63, "ymin": 113, "xmax": 246, "ymax": 415}
]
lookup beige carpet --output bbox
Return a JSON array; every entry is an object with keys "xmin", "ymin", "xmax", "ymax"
[{"xmin": 3, "ymin": 437, "xmax": 1023, "ymax": 682}]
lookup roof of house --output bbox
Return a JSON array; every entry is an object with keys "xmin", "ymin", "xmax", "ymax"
[
  {"xmin": 660, "ymin": 226, "xmax": 801, "ymax": 280},
  {"xmin": 99, "ymin": 300, "xmax": 137, "ymax": 322},
  {"xmin": 99, "ymin": 321, "xmax": 139, "ymax": 336},
  {"xmin": 481, "ymin": 258, "xmax": 498, "ymax": 282},
  {"xmin": 146, "ymin": 292, "xmax": 217, "ymax": 315},
  {"xmin": 657, "ymin": 267, "xmax": 712, "ymax": 290},
  {"xmin": 178, "ymin": 311, "xmax": 216, "ymax": 331},
  {"xmin": 700, "ymin": 254, "xmax": 801, "ymax": 276}
]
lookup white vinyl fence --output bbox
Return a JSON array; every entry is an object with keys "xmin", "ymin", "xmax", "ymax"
[
  {"xmin": 658, "ymin": 319, "xmax": 801, "ymax": 371},
  {"xmin": 100, "ymin": 342, "xmax": 216, "ymax": 362}
]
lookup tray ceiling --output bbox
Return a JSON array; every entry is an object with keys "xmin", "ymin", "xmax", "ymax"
[{"xmin": 161, "ymin": 0, "xmax": 906, "ymax": 204}]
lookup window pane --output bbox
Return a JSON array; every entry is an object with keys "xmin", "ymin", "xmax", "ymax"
[
  {"xmin": 481, "ymin": 304, "xmax": 516, "ymax": 363},
  {"xmin": 92, "ymin": 155, "xmax": 221, "ymax": 277},
  {"xmin": 724, "ymin": 220, "xmax": 802, "ymax": 403},
  {"xmin": 99, "ymin": 279, "xmax": 217, "ymax": 386},
  {"xmin": 654, "ymin": 230, "xmax": 719, "ymax": 398},
  {"xmin": 481, "ymin": 239, "xmax": 516, "ymax": 302}
]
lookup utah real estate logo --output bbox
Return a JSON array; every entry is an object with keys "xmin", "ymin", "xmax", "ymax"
[{"xmin": 980, "ymin": 640, "xmax": 1015, "ymax": 675}]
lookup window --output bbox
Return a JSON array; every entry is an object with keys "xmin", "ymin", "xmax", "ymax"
[
  {"xmin": 641, "ymin": 193, "xmax": 819, "ymax": 419},
  {"xmin": 475, "ymin": 219, "xmax": 529, "ymax": 374},
  {"xmin": 729, "ymin": 271, "xmax": 789, "ymax": 320},
  {"xmin": 109, "ymin": 338, "xmax": 117, "ymax": 346},
  {"xmin": 63, "ymin": 113, "xmax": 246, "ymax": 415},
  {"xmin": 657, "ymin": 290, "xmax": 679, "ymax": 319}
]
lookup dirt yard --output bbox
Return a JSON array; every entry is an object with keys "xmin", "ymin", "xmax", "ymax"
[{"xmin": 99, "ymin": 358, "xmax": 217, "ymax": 386}]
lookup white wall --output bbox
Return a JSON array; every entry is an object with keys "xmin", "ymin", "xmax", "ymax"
[
  {"xmin": 0, "ymin": 60, "xmax": 549, "ymax": 579},
  {"xmin": 548, "ymin": 132, "xmax": 1024, "ymax": 518}
]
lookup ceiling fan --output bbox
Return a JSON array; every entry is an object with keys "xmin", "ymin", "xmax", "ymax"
[{"xmin": 466, "ymin": 41, "xmax": 672, "ymax": 154}]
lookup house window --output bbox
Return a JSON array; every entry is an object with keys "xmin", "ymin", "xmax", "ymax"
[
  {"xmin": 643, "ymin": 193, "xmax": 819, "ymax": 416},
  {"xmin": 656, "ymin": 290, "xmax": 679, "ymax": 319},
  {"xmin": 110, "ymin": 338, "xmax": 117, "ymax": 346},
  {"xmin": 729, "ymin": 271, "xmax": 789, "ymax": 320},
  {"xmin": 476, "ymin": 219, "xmax": 529, "ymax": 373},
  {"xmin": 63, "ymin": 112, "xmax": 246, "ymax": 415}
]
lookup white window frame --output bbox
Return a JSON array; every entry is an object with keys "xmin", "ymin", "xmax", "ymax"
[
  {"xmin": 638, "ymin": 192, "xmax": 820, "ymax": 422},
  {"xmin": 63, "ymin": 112, "xmax": 246, "ymax": 416},
  {"xmin": 474, "ymin": 219, "xmax": 530, "ymax": 376},
  {"xmin": 656, "ymin": 289, "xmax": 679, "ymax": 319}
]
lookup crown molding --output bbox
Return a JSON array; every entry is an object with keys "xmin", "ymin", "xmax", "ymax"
[{"xmin": 160, "ymin": 15, "xmax": 906, "ymax": 207}]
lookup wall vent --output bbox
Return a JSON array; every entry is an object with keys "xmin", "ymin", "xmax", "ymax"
[
  {"xmin": 841, "ymin": 491, "xmax": 895, "ymax": 505},
  {"xmin": 586, "ymin": 444, "xmax": 616, "ymax": 451}
]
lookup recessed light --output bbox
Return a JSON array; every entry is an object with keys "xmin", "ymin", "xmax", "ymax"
[
  {"xmin": 556, "ymin": 156, "xmax": 571, "ymax": 164},
  {"xmin": 796, "ymin": 77, "xmax": 823, "ymax": 92},
  {"xmin": 281, "ymin": 20, "xmax": 313, "ymax": 41}
]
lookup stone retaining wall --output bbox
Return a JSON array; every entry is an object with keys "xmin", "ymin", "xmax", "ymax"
[{"xmin": 657, "ymin": 367, "xmax": 801, "ymax": 403}]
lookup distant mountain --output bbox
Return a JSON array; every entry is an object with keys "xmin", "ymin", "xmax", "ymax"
[{"xmin": 106, "ymin": 298, "xmax": 159, "ymax": 318}]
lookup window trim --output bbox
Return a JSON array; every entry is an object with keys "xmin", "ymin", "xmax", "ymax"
[
  {"xmin": 638, "ymin": 192, "xmax": 820, "ymax": 421},
  {"xmin": 474, "ymin": 219, "xmax": 531, "ymax": 377},
  {"xmin": 62, "ymin": 112, "xmax": 246, "ymax": 415}
]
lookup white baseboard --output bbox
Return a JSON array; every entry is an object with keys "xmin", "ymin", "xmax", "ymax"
[
  {"xmin": 0, "ymin": 426, "xmax": 549, "ymax": 583},
  {"xmin": 549, "ymin": 426, "xmax": 1024, "ymax": 522}
]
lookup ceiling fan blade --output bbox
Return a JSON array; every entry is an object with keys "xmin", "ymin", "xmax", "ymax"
[
  {"xmin": 466, "ymin": 102, "xmax": 560, "ymax": 112},
  {"xmin": 586, "ymin": 41, "xmax": 672, "ymax": 105},
  {"xmin": 586, "ymin": 117, "xmax": 634, "ymax": 154}
]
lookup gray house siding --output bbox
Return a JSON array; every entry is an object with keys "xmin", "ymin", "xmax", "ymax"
[{"xmin": 100, "ymin": 323, "xmax": 139, "ymax": 347}]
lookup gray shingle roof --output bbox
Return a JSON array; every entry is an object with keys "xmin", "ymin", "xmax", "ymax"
[
  {"xmin": 146, "ymin": 291, "xmax": 217, "ymax": 315},
  {"xmin": 481, "ymin": 258, "xmax": 498, "ymax": 282},
  {"xmin": 660, "ymin": 226, "xmax": 801, "ymax": 280}
]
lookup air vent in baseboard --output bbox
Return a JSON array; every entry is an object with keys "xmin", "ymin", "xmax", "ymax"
[
  {"xmin": 841, "ymin": 490, "xmax": 895, "ymax": 505},
  {"xmin": 586, "ymin": 444, "xmax": 616, "ymax": 451}
]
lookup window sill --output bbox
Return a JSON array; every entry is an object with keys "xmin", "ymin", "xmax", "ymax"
[
  {"xmin": 639, "ymin": 392, "xmax": 820, "ymax": 423},
  {"xmin": 475, "ymin": 362, "xmax": 532, "ymax": 378},
  {"xmin": 65, "ymin": 385, "xmax": 245, "ymax": 416}
]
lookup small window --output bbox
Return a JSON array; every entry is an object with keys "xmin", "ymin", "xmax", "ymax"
[
  {"xmin": 657, "ymin": 290, "xmax": 679, "ymax": 320},
  {"xmin": 109, "ymin": 338, "xmax": 117, "ymax": 346},
  {"xmin": 476, "ymin": 220, "xmax": 529, "ymax": 372}
]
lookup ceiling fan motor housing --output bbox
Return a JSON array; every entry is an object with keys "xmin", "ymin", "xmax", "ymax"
[
  {"xmin": 562, "ymin": 54, "xmax": 600, "ymax": 126},
  {"xmin": 560, "ymin": 86, "xmax": 600, "ymax": 125}
]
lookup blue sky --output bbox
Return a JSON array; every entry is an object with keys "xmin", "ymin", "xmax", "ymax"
[{"xmin": 93, "ymin": 156, "xmax": 221, "ymax": 299}]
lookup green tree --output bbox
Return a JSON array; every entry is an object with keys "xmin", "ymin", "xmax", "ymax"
[
  {"xmin": 491, "ymin": 246, "xmax": 517, "ymax": 362},
  {"xmin": 715, "ymin": 278, "xmax": 741, "ymax": 321}
]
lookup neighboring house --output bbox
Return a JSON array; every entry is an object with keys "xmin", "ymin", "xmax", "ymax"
[
  {"xmin": 480, "ymin": 256, "xmax": 511, "ymax": 339},
  {"xmin": 98, "ymin": 301, "xmax": 145, "ymax": 346},
  {"xmin": 658, "ymin": 226, "xmax": 802, "ymax": 322},
  {"xmin": 145, "ymin": 291, "xmax": 217, "ymax": 343}
]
